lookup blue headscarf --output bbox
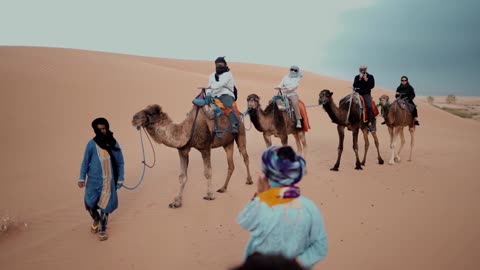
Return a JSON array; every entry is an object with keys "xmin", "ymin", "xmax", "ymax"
[{"xmin": 261, "ymin": 146, "xmax": 306, "ymax": 188}]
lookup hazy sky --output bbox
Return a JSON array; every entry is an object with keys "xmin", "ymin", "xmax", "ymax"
[{"xmin": 1, "ymin": 0, "xmax": 479, "ymax": 95}]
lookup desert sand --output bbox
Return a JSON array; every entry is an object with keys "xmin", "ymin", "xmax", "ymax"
[{"xmin": 1, "ymin": 47, "xmax": 480, "ymax": 270}]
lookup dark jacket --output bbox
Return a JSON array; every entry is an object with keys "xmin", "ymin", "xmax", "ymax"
[
  {"xmin": 353, "ymin": 73, "xmax": 375, "ymax": 95},
  {"xmin": 396, "ymin": 83, "xmax": 415, "ymax": 101}
]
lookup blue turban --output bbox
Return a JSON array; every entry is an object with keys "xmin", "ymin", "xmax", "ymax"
[{"xmin": 261, "ymin": 146, "xmax": 306, "ymax": 187}]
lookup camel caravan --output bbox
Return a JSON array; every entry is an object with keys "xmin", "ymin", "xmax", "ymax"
[{"xmin": 130, "ymin": 61, "xmax": 417, "ymax": 208}]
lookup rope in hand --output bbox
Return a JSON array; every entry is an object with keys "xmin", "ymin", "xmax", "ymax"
[{"xmin": 121, "ymin": 127, "xmax": 156, "ymax": 190}]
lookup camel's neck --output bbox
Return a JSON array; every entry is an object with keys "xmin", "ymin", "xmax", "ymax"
[
  {"xmin": 380, "ymin": 104, "xmax": 389, "ymax": 119},
  {"xmin": 147, "ymin": 108, "xmax": 196, "ymax": 148},
  {"xmin": 248, "ymin": 106, "xmax": 272, "ymax": 132},
  {"xmin": 323, "ymin": 100, "xmax": 342, "ymax": 124}
]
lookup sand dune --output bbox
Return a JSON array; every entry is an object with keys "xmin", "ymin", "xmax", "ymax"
[{"xmin": 1, "ymin": 46, "xmax": 479, "ymax": 270}]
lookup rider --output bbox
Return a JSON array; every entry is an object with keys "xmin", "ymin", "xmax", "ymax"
[
  {"xmin": 275, "ymin": 65, "xmax": 303, "ymax": 128},
  {"xmin": 396, "ymin": 75, "xmax": 419, "ymax": 126},
  {"xmin": 353, "ymin": 65, "xmax": 376, "ymax": 131},
  {"xmin": 205, "ymin": 56, "xmax": 239, "ymax": 133}
]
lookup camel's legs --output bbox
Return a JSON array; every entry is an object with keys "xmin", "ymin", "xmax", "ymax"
[
  {"xmin": 200, "ymin": 149, "xmax": 215, "ymax": 200},
  {"xmin": 389, "ymin": 127, "xmax": 400, "ymax": 165},
  {"xmin": 280, "ymin": 134, "xmax": 288, "ymax": 146},
  {"xmin": 371, "ymin": 130, "xmax": 384, "ymax": 165},
  {"xmin": 263, "ymin": 133, "xmax": 272, "ymax": 147},
  {"xmin": 397, "ymin": 127, "xmax": 406, "ymax": 157},
  {"xmin": 331, "ymin": 125, "xmax": 345, "ymax": 171},
  {"xmin": 218, "ymin": 143, "xmax": 235, "ymax": 193},
  {"xmin": 234, "ymin": 131, "xmax": 253, "ymax": 185},
  {"xmin": 293, "ymin": 133, "xmax": 303, "ymax": 155},
  {"xmin": 394, "ymin": 128, "xmax": 402, "ymax": 162},
  {"xmin": 352, "ymin": 128, "xmax": 362, "ymax": 170},
  {"xmin": 293, "ymin": 132, "xmax": 308, "ymax": 173},
  {"xmin": 299, "ymin": 132, "xmax": 308, "ymax": 163},
  {"xmin": 361, "ymin": 128, "xmax": 369, "ymax": 166},
  {"xmin": 170, "ymin": 147, "xmax": 191, "ymax": 208},
  {"xmin": 408, "ymin": 127, "xmax": 415, "ymax": 161}
]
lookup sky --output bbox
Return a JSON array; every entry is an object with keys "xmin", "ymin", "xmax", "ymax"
[{"xmin": 1, "ymin": 0, "xmax": 479, "ymax": 95}]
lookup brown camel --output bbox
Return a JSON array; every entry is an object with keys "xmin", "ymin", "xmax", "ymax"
[
  {"xmin": 132, "ymin": 104, "xmax": 253, "ymax": 208},
  {"xmin": 318, "ymin": 89, "xmax": 384, "ymax": 171},
  {"xmin": 246, "ymin": 94, "xmax": 307, "ymax": 158},
  {"xmin": 378, "ymin": 95, "xmax": 415, "ymax": 165}
]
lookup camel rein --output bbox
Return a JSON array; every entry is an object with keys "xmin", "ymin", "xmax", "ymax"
[
  {"xmin": 121, "ymin": 127, "xmax": 156, "ymax": 191},
  {"xmin": 241, "ymin": 108, "xmax": 253, "ymax": 131}
]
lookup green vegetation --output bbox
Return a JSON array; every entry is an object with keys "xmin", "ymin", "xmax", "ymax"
[{"xmin": 439, "ymin": 107, "xmax": 477, "ymax": 118}]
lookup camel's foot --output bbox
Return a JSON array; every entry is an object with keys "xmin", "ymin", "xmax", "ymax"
[
  {"xmin": 361, "ymin": 161, "xmax": 366, "ymax": 166},
  {"xmin": 388, "ymin": 160, "xmax": 395, "ymax": 165},
  {"xmin": 246, "ymin": 176, "xmax": 253, "ymax": 185},
  {"xmin": 203, "ymin": 193, "xmax": 216, "ymax": 200},
  {"xmin": 394, "ymin": 157, "xmax": 401, "ymax": 163},
  {"xmin": 378, "ymin": 158, "xmax": 384, "ymax": 165},
  {"xmin": 407, "ymin": 158, "xmax": 413, "ymax": 162},
  {"xmin": 169, "ymin": 197, "xmax": 182, "ymax": 208},
  {"xmin": 217, "ymin": 187, "xmax": 227, "ymax": 193},
  {"xmin": 330, "ymin": 166, "xmax": 339, "ymax": 171},
  {"xmin": 355, "ymin": 162, "xmax": 363, "ymax": 170}
]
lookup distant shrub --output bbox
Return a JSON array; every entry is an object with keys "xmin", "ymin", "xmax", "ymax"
[
  {"xmin": 427, "ymin": 96, "xmax": 434, "ymax": 103},
  {"xmin": 446, "ymin": 95, "xmax": 456, "ymax": 104},
  {"xmin": 441, "ymin": 107, "xmax": 474, "ymax": 118}
]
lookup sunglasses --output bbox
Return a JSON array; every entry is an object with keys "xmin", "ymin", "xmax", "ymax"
[
  {"xmin": 401, "ymin": 79, "xmax": 407, "ymax": 82},
  {"xmin": 290, "ymin": 69, "xmax": 298, "ymax": 72}
]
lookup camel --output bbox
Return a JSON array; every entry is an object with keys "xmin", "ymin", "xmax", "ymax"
[
  {"xmin": 378, "ymin": 95, "xmax": 415, "ymax": 165},
  {"xmin": 318, "ymin": 89, "xmax": 384, "ymax": 171},
  {"xmin": 132, "ymin": 104, "xmax": 253, "ymax": 208},
  {"xmin": 246, "ymin": 94, "xmax": 307, "ymax": 158}
]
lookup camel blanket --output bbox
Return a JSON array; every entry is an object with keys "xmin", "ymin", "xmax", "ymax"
[
  {"xmin": 213, "ymin": 98, "xmax": 241, "ymax": 117},
  {"xmin": 360, "ymin": 98, "xmax": 380, "ymax": 123},
  {"xmin": 298, "ymin": 100, "xmax": 310, "ymax": 132}
]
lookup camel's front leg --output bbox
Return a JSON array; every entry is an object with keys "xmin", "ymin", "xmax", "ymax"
[
  {"xmin": 200, "ymin": 149, "xmax": 215, "ymax": 200},
  {"xmin": 263, "ymin": 133, "xmax": 272, "ymax": 147},
  {"xmin": 388, "ymin": 127, "xmax": 399, "ymax": 165},
  {"xmin": 397, "ymin": 127, "xmax": 406, "ymax": 161},
  {"xmin": 352, "ymin": 128, "xmax": 362, "ymax": 170},
  {"xmin": 170, "ymin": 148, "xmax": 191, "ymax": 208},
  {"xmin": 293, "ymin": 133, "xmax": 303, "ymax": 155},
  {"xmin": 371, "ymin": 130, "xmax": 384, "ymax": 165},
  {"xmin": 361, "ymin": 128, "xmax": 369, "ymax": 166},
  {"xmin": 331, "ymin": 125, "xmax": 345, "ymax": 171},
  {"xmin": 218, "ymin": 143, "xmax": 235, "ymax": 193},
  {"xmin": 408, "ymin": 127, "xmax": 415, "ymax": 161}
]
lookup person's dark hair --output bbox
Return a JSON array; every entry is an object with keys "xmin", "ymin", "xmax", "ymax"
[
  {"xmin": 277, "ymin": 146, "xmax": 296, "ymax": 162},
  {"xmin": 401, "ymin": 75, "xmax": 409, "ymax": 81},
  {"xmin": 231, "ymin": 252, "xmax": 304, "ymax": 270}
]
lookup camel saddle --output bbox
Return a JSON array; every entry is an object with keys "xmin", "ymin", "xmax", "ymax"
[
  {"xmin": 192, "ymin": 92, "xmax": 240, "ymax": 120},
  {"xmin": 394, "ymin": 98, "xmax": 415, "ymax": 113},
  {"xmin": 192, "ymin": 92, "xmax": 241, "ymax": 137},
  {"xmin": 270, "ymin": 95, "xmax": 311, "ymax": 132},
  {"xmin": 339, "ymin": 92, "xmax": 379, "ymax": 123}
]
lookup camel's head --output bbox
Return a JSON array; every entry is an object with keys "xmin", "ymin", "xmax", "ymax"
[
  {"xmin": 247, "ymin": 94, "xmax": 261, "ymax": 110},
  {"xmin": 379, "ymin": 95, "xmax": 390, "ymax": 107},
  {"xmin": 132, "ymin": 104, "xmax": 163, "ymax": 129},
  {"xmin": 318, "ymin": 89, "xmax": 333, "ymax": 106}
]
